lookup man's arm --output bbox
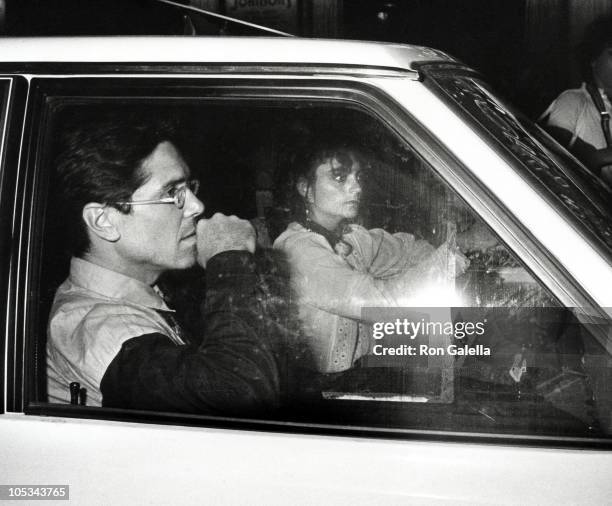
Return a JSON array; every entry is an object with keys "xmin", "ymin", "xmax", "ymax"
[
  {"xmin": 101, "ymin": 250, "xmax": 280, "ymax": 415},
  {"xmin": 546, "ymin": 124, "xmax": 611, "ymax": 178}
]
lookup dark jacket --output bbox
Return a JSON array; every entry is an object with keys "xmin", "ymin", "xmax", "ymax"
[{"xmin": 101, "ymin": 251, "xmax": 281, "ymax": 416}]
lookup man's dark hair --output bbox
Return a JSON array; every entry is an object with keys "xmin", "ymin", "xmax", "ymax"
[
  {"xmin": 579, "ymin": 17, "xmax": 612, "ymax": 81},
  {"xmin": 55, "ymin": 112, "xmax": 177, "ymax": 257}
]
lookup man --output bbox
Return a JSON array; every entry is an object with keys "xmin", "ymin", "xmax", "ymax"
[
  {"xmin": 47, "ymin": 115, "xmax": 279, "ymax": 415},
  {"xmin": 542, "ymin": 17, "xmax": 612, "ymax": 186}
]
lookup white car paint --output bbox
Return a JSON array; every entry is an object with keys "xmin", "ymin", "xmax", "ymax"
[
  {"xmin": 0, "ymin": 36, "xmax": 450, "ymax": 68},
  {"xmin": 1, "ymin": 413, "xmax": 611, "ymax": 505}
]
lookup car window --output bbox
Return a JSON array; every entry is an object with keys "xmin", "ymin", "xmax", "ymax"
[{"xmin": 27, "ymin": 83, "xmax": 612, "ymax": 443}]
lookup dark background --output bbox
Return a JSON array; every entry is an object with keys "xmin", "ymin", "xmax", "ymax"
[{"xmin": 1, "ymin": 0, "xmax": 608, "ymax": 118}]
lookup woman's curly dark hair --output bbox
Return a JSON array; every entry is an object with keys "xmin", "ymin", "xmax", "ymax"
[{"xmin": 276, "ymin": 134, "xmax": 372, "ymax": 223}]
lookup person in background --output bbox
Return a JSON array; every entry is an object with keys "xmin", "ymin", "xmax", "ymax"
[{"xmin": 542, "ymin": 17, "xmax": 612, "ymax": 186}]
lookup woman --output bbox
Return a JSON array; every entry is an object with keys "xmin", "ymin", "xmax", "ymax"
[{"xmin": 273, "ymin": 144, "xmax": 471, "ymax": 373}]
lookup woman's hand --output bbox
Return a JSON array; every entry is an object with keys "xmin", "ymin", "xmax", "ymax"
[
  {"xmin": 456, "ymin": 221, "xmax": 498, "ymax": 253},
  {"xmin": 441, "ymin": 221, "xmax": 470, "ymax": 276},
  {"xmin": 454, "ymin": 250, "xmax": 470, "ymax": 276}
]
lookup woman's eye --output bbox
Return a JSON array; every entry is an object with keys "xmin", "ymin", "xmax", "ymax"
[{"xmin": 331, "ymin": 170, "xmax": 348, "ymax": 182}]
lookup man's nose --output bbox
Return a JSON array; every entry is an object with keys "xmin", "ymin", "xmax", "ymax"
[{"xmin": 184, "ymin": 189, "xmax": 204, "ymax": 218}]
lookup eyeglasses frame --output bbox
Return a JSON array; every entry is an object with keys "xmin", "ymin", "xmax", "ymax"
[{"xmin": 110, "ymin": 179, "xmax": 200, "ymax": 210}]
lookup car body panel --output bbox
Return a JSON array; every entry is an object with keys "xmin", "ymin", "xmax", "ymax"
[
  {"xmin": 0, "ymin": 37, "xmax": 452, "ymax": 70},
  {"xmin": 1, "ymin": 413, "xmax": 612, "ymax": 505}
]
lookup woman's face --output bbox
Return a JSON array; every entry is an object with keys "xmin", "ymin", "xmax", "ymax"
[
  {"xmin": 592, "ymin": 45, "xmax": 612, "ymax": 92},
  {"xmin": 302, "ymin": 153, "xmax": 363, "ymax": 230}
]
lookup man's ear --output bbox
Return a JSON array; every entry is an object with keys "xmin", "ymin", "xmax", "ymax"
[
  {"xmin": 82, "ymin": 203, "xmax": 120, "ymax": 242},
  {"xmin": 296, "ymin": 177, "xmax": 313, "ymax": 203}
]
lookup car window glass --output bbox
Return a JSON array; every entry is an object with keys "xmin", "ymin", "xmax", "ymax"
[{"xmin": 34, "ymin": 97, "xmax": 612, "ymax": 441}]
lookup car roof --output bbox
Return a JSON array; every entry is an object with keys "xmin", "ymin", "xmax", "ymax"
[{"xmin": 0, "ymin": 36, "xmax": 454, "ymax": 71}]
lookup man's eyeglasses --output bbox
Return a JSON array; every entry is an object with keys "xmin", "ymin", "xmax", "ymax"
[{"xmin": 112, "ymin": 179, "xmax": 200, "ymax": 210}]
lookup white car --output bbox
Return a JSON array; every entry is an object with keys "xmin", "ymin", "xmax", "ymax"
[{"xmin": 1, "ymin": 37, "xmax": 611, "ymax": 505}]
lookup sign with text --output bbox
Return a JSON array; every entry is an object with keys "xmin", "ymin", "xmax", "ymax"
[{"xmin": 226, "ymin": 0, "xmax": 298, "ymax": 33}]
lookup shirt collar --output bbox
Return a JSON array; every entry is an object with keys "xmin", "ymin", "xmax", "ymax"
[
  {"xmin": 69, "ymin": 257, "xmax": 172, "ymax": 311},
  {"xmin": 582, "ymin": 81, "xmax": 612, "ymax": 106}
]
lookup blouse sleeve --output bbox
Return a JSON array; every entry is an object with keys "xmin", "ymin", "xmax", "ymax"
[
  {"xmin": 344, "ymin": 226, "xmax": 435, "ymax": 279},
  {"xmin": 284, "ymin": 229, "xmax": 456, "ymax": 321}
]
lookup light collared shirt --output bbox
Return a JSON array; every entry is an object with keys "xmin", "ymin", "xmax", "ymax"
[
  {"xmin": 47, "ymin": 257, "xmax": 185, "ymax": 406},
  {"xmin": 544, "ymin": 82, "xmax": 612, "ymax": 150}
]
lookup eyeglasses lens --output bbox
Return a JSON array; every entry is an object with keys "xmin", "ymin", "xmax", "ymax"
[{"xmin": 175, "ymin": 180, "xmax": 200, "ymax": 209}]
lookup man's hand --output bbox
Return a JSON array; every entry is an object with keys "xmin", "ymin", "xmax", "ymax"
[{"xmin": 196, "ymin": 213, "xmax": 256, "ymax": 267}]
